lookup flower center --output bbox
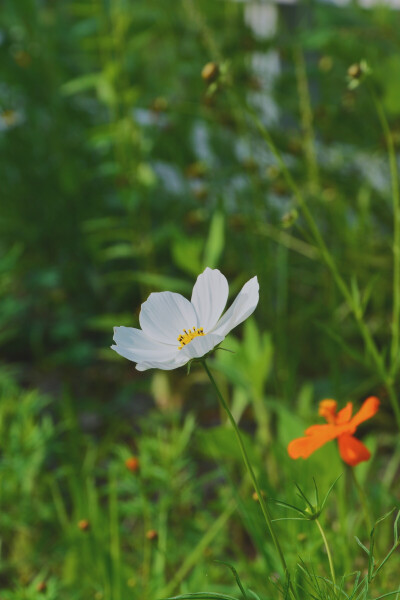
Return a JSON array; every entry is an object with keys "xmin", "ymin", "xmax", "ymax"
[{"xmin": 177, "ymin": 326, "xmax": 204, "ymax": 349}]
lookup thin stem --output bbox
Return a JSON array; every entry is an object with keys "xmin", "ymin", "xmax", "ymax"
[
  {"xmin": 349, "ymin": 467, "xmax": 372, "ymax": 534},
  {"xmin": 370, "ymin": 89, "xmax": 400, "ymax": 372},
  {"xmin": 201, "ymin": 360, "xmax": 294, "ymax": 594},
  {"xmin": 372, "ymin": 539, "xmax": 400, "ymax": 581},
  {"xmin": 386, "ymin": 381, "xmax": 400, "ymax": 433},
  {"xmin": 294, "ymin": 46, "xmax": 319, "ymax": 194},
  {"xmin": 249, "ymin": 106, "xmax": 400, "ymax": 432},
  {"xmin": 315, "ymin": 518, "xmax": 336, "ymax": 589}
]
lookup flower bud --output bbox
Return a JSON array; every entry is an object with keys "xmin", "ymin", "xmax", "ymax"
[
  {"xmin": 347, "ymin": 63, "xmax": 362, "ymax": 79},
  {"xmin": 346, "ymin": 60, "xmax": 371, "ymax": 90},
  {"xmin": 201, "ymin": 62, "xmax": 219, "ymax": 83},
  {"xmin": 125, "ymin": 456, "xmax": 140, "ymax": 473},
  {"xmin": 36, "ymin": 581, "xmax": 47, "ymax": 593},
  {"xmin": 78, "ymin": 519, "xmax": 90, "ymax": 532},
  {"xmin": 146, "ymin": 529, "xmax": 158, "ymax": 541},
  {"xmin": 252, "ymin": 490, "xmax": 266, "ymax": 502}
]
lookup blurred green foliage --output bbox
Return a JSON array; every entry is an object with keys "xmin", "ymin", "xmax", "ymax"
[
  {"xmin": 1, "ymin": 0, "xmax": 400, "ymax": 597},
  {"xmin": 0, "ymin": 0, "xmax": 399, "ymax": 387}
]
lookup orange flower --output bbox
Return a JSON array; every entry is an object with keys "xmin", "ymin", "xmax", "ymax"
[{"xmin": 288, "ymin": 397, "xmax": 380, "ymax": 466}]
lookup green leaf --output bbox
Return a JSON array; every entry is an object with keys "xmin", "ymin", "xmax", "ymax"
[
  {"xmin": 268, "ymin": 498, "xmax": 307, "ymax": 516},
  {"xmin": 295, "ymin": 483, "xmax": 314, "ymax": 512},
  {"xmin": 162, "ymin": 594, "xmax": 240, "ymax": 600},
  {"xmin": 203, "ymin": 211, "xmax": 225, "ymax": 268},
  {"xmin": 172, "ymin": 237, "xmax": 203, "ymax": 276},
  {"xmin": 61, "ymin": 73, "xmax": 102, "ymax": 96},
  {"xmin": 104, "ymin": 271, "xmax": 192, "ymax": 293},
  {"xmin": 355, "ymin": 536, "xmax": 370, "ymax": 556},
  {"xmin": 394, "ymin": 510, "xmax": 400, "ymax": 545},
  {"xmin": 214, "ymin": 561, "xmax": 247, "ymax": 600},
  {"xmin": 320, "ymin": 474, "xmax": 343, "ymax": 511}
]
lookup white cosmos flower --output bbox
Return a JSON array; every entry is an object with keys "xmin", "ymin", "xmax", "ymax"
[{"xmin": 112, "ymin": 267, "xmax": 259, "ymax": 371}]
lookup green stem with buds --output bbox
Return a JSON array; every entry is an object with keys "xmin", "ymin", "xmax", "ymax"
[{"xmin": 248, "ymin": 106, "xmax": 400, "ymax": 432}]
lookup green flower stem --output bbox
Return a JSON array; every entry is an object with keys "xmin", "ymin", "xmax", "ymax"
[
  {"xmin": 315, "ymin": 518, "xmax": 336, "ymax": 589},
  {"xmin": 202, "ymin": 360, "xmax": 293, "ymax": 594},
  {"xmin": 348, "ymin": 466, "xmax": 372, "ymax": 534}
]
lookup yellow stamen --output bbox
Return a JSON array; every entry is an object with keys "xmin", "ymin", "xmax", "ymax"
[{"xmin": 177, "ymin": 326, "xmax": 204, "ymax": 349}]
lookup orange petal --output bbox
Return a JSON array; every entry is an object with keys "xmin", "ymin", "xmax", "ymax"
[
  {"xmin": 337, "ymin": 433, "xmax": 371, "ymax": 466},
  {"xmin": 319, "ymin": 399, "xmax": 337, "ymax": 424},
  {"xmin": 350, "ymin": 396, "xmax": 380, "ymax": 429},
  {"xmin": 336, "ymin": 402, "xmax": 353, "ymax": 425},
  {"xmin": 288, "ymin": 425, "xmax": 340, "ymax": 460},
  {"xmin": 305, "ymin": 423, "xmax": 337, "ymax": 436}
]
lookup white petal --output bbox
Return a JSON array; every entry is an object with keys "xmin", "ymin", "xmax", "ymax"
[
  {"xmin": 112, "ymin": 326, "xmax": 178, "ymax": 363},
  {"xmin": 191, "ymin": 268, "xmax": 229, "ymax": 332},
  {"xmin": 139, "ymin": 291, "xmax": 198, "ymax": 344},
  {"xmin": 136, "ymin": 354, "xmax": 188, "ymax": 371},
  {"xmin": 180, "ymin": 332, "xmax": 225, "ymax": 360},
  {"xmin": 211, "ymin": 276, "xmax": 259, "ymax": 337}
]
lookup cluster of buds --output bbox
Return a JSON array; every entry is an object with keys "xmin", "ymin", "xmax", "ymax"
[
  {"xmin": 347, "ymin": 60, "xmax": 371, "ymax": 90},
  {"xmin": 201, "ymin": 61, "xmax": 230, "ymax": 97}
]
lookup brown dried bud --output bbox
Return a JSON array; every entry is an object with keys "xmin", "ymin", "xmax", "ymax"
[
  {"xmin": 125, "ymin": 456, "xmax": 140, "ymax": 473},
  {"xmin": 145, "ymin": 529, "xmax": 158, "ymax": 541},
  {"xmin": 201, "ymin": 62, "xmax": 219, "ymax": 83},
  {"xmin": 36, "ymin": 582, "xmax": 47, "ymax": 593},
  {"xmin": 78, "ymin": 519, "xmax": 90, "ymax": 532}
]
